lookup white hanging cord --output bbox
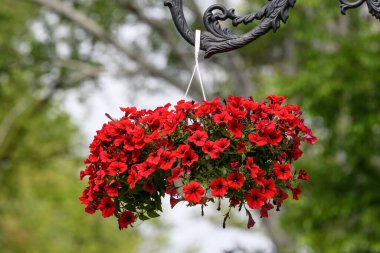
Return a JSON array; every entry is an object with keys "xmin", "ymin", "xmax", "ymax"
[{"xmin": 184, "ymin": 30, "xmax": 207, "ymax": 101}]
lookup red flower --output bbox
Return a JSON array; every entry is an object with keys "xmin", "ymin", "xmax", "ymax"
[
  {"xmin": 246, "ymin": 209, "xmax": 255, "ymax": 229},
  {"xmin": 266, "ymin": 94, "xmax": 287, "ymax": 105},
  {"xmin": 289, "ymin": 184, "xmax": 302, "ymax": 200},
  {"xmin": 136, "ymin": 161, "xmax": 156, "ymax": 178},
  {"xmin": 185, "ymin": 122, "xmax": 203, "ymax": 133},
  {"xmin": 261, "ymin": 179, "xmax": 277, "ymax": 199},
  {"xmin": 170, "ymin": 195, "xmax": 182, "ymax": 208},
  {"xmin": 182, "ymin": 148, "xmax": 199, "ymax": 166},
  {"xmin": 118, "ymin": 211, "xmax": 135, "ymax": 230},
  {"xmin": 98, "ymin": 197, "xmax": 116, "ymax": 218},
  {"xmin": 227, "ymin": 120, "xmax": 244, "ymax": 138},
  {"xmin": 107, "ymin": 162, "xmax": 128, "ymax": 175},
  {"xmin": 159, "ymin": 150, "xmax": 176, "ymax": 170},
  {"xmin": 265, "ymin": 129, "xmax": 283, "ymax": 146},
  {"xmin": 146, "ymin": 148, "xmax": 163, "ymax": 165},
  {"xmin": 297, "ymin": 170, "xmax": 309, "ymax": 181},
  {"xmin": 127, "ymin": 169, "xmax": 141, "ymax": 189},
  {"xmin": 229, "ymin": 196, "xmax": 240, "ymax": 207},
  {"xmin": 104, "ymin": 181, "xmax": 121, "ymax": 197},
  {"xmin": 183, "ymin": 181, "xmax": 205, "ymax": 203},
  {"xmin": 167, "ymin": 167, "xmax": 184, "ymax": 184},
  {"xmin": 274, "ymin": 162, "xmax": 293, "ymax": 180},
  {"xmin": 236, "ymin": 141, "xmax": 246, "ymax": 153},
  {"xmin": 175, "ymin": 144, "xmax": 190, "ymax": 158},
  {"xmin": 275, "ymin": 188, "xmax": 289, "ymax": 210},
  {"xmin": 188, "ymin": 130, "xmax": 208, "ymax": 146},
  {"xmin": 246, "ymin": 157, "xmax": 259, "ymax": 176},
  {"xmin": 227, "ymin": 172, "xmax": 245, "ymax": 189},
  {"xmin": 215, "ymin": 138, "xmax": 230, "ymax": 152},
  {"xmin": 230, "ymin": 161, "xmax": 240, "ymax": 170},
  {"xmin": 209, "ymin": 177, "xmax": 228, "ymax": 197},
  {"xmin": 202, "ymin": 140, "xmax": 220, "ymax": 159},
  {"xmin": 248, "ymin": 133, "xmax": 268, "ymax": 146},
  {"xmin": 213, "ymin": 111, "xmax": 232, "ymax": 123},
  {"xmin": 144, "ymin": 181, "xmax": 156, "ymax": 194},
  {"xmin": 245, "ymin": 188, "xmax": 266, "ymax": 209},
  {"xmin": 260, "ymin": 202, "xmax": 274, "ymax": 218}
]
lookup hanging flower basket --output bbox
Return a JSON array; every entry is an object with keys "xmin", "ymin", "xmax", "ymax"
[{"xmin": 79, "ymin": 95, "xmax": 316, "ymax": 229}]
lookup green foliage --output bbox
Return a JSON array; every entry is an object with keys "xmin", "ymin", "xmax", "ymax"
[
  {"xmin": 254, "ymin": 1, "xmax": 380, "ymax": 252},
  {"xmin": 0, "ymin": 1, "xmax": 141, "ymax": 252}
]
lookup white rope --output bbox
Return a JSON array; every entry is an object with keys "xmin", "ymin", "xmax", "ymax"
[{"xmin": 184, "ymin": 30, "xmax": 207, "ymax": 101}]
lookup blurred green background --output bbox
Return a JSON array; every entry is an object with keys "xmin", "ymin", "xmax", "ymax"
[{"xmin": 0, "ymin": 0, "xmax": 379, "ymax": 252}]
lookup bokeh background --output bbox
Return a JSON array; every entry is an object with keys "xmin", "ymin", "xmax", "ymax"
[{"xmin": 1, "ymin": 0, "xmax": 379, "ymax": 252}]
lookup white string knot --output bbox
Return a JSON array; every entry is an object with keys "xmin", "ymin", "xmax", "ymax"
[{"xmin": 184, "ymin": 30, "xmax": 207, "ymax": 101}]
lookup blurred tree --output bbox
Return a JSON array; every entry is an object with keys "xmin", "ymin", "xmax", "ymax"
[
  {"xmin": 257, "ymin": 1, "xmax": 380, "ymax": 252},
  {"xmin": 0, "ymin": 1, "xmax": 142, "ymax": 252}
]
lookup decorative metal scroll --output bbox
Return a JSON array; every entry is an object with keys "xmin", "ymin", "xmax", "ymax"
[
  {"xmin": 340, "ymin": 0, "xmax": 380, "ymax": 19},
  {"xmin": 164, "ymin": 0, "xmax": 296, "ymax": 58},
  {"xmin": 165, "ymin": 0, "xmax": 380, "ymax": 58}
]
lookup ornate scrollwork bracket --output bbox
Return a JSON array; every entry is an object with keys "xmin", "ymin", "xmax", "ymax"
[
  {"xmin": 340, "ymin": 0, "xmax": 380, "ymax": 19},
  {"xmin": 164, "ymin": 0, "xmax": 296, "ymax": 58},
  {"xmin": 165, "ymin": 0, "xmax": 380, "ymax": 58}
]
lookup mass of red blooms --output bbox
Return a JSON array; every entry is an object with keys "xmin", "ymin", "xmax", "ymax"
[{"xmin": 80, "ymin": 95, "xmax": 317, "ymax": 229}]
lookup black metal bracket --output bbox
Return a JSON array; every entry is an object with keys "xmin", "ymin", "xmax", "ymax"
[
  {"xmin": 164, "ymin": 0, "xmax": 296, "ymax": 58},
  {"xmin": 164, "ymin": 0, "xmax": 380, "ymax": 58},
  {"xmin": 340, "ymin": 0, "xmax": 380, "ymax": 19}
]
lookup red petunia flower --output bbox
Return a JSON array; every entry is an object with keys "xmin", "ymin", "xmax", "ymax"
[
  {"xmin": 98, "ymin": 197, "xmax": 116, "ymax": 218},
  {"xmin": 144, "ymin": 181, "xmax": 156, "ymax": 194},
  {"xmin": 246, "ymin": 157, "xmax": 260, "ymax": 179},
  {"xmin": 275, "ymin": 188, "xmax": 289, "ymax": 210},
  {"xmin": 104, "ymin": 181, "xmax": 121, "ymax": 197},
  {"xmin": 167, "ymin": 167, "xmax": 184, "ymax": 184},
  {"xmin": 209, "ymin": 177, "xmax": 228, "ymax": 197},
  {"xmin": 227, "ymin": 120, "xmax": 244, "ymax": 138},
  {"xmin": 274, "ymin": 162, "xmax": 293, "ymax": 180},
  {"xmin": 245, "ymin": 188, "xmax": 266, "ymax": 209},
  {"xmin": 159, "ymin": 150, "xmax": 176, "ymax": 170},
  {"xmin": 289, "ymin": 184, "xmax": 302, "ymax": 200},
  {"xmin": 182, "ymin": 148, "xmax": 199, "ymax": 167},
  {"xmin": 188, "ymin": 130, "xmax": 208, "ymax": 146},
  {"xmin": 261, "ymin": 179, "xmax": 277, "ymax": 199},
  {"xmin": 202, "ymin": 140, "xmax": 220, "ymax": 159},
  {"xmin": 266, "ymin": 94, "xmax": 287, "ymax": 105},
  {"xmin": 175, "ymin": 144, "xmax": 190, "ymax": 158},
  {"xmin": 183, "ymin": 181, "xmax": 205, "ymax": 203},
  {"xmin": 107, "ymin": 162, "xmax": 128, "ymax": 175},
  {"xmin": 236, "ymin": 141, "xmax": 246, "ymax": 153},
  {"xmin": 248, "ymin": 133, "xmax": 268, "ymax": 146},
  {"xmin": 170, "ymin": 195, "xmax": 182, "ymax": 208},
  {"xmin": 184, "ymin": 122, "xmax": 203, "ymax": 133},
  {"xmin": 136, "ymin": 161, "xmax": 156, "ymax": 178},
  {"xmin": 229, "ymin": 196, "xmax": 240, "ymax": 207},
  {"xmin": 215, "ymin": 138, "xmax": 230, "ymax": 152},
  {"xmin": 297, "ymin": 170, "xmax": 309, "ymax": 181},
  {"xmin": 213, "ymin": 111, "xmax": 232, "ymax": 124},
  {"xmin": 260, "ymin": 202, "xmax": 274, "ymax": 218},
  {"xmin": 265, "ymin": 129, "xmax": 283, "ymax": 146},
  {"xmin": 227, "ymin": 172, "xmax": 245, "ymax": 189},
  {"xmin": 146, "ymin": 148, "xmax": 163, "ymax": 165},
  {"xmin": 127, "ymin": 169, "xmax": 141, "ymax": 189},
  {"xmin": 118, "ymin": 211, "xmax": 135, "ymax": 230}
]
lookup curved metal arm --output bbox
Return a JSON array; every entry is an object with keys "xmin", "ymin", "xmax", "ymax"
[
  {"xmin": 164, "ymin": 0, "xmax": 296, "ymax": 58},
  {"xmin": 340, "ymin": 0, "xmax": 380, "ymax": 19},
  {"xmin": 165, "ymin": 0, "xmax": 380, "ymax": 58}
]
